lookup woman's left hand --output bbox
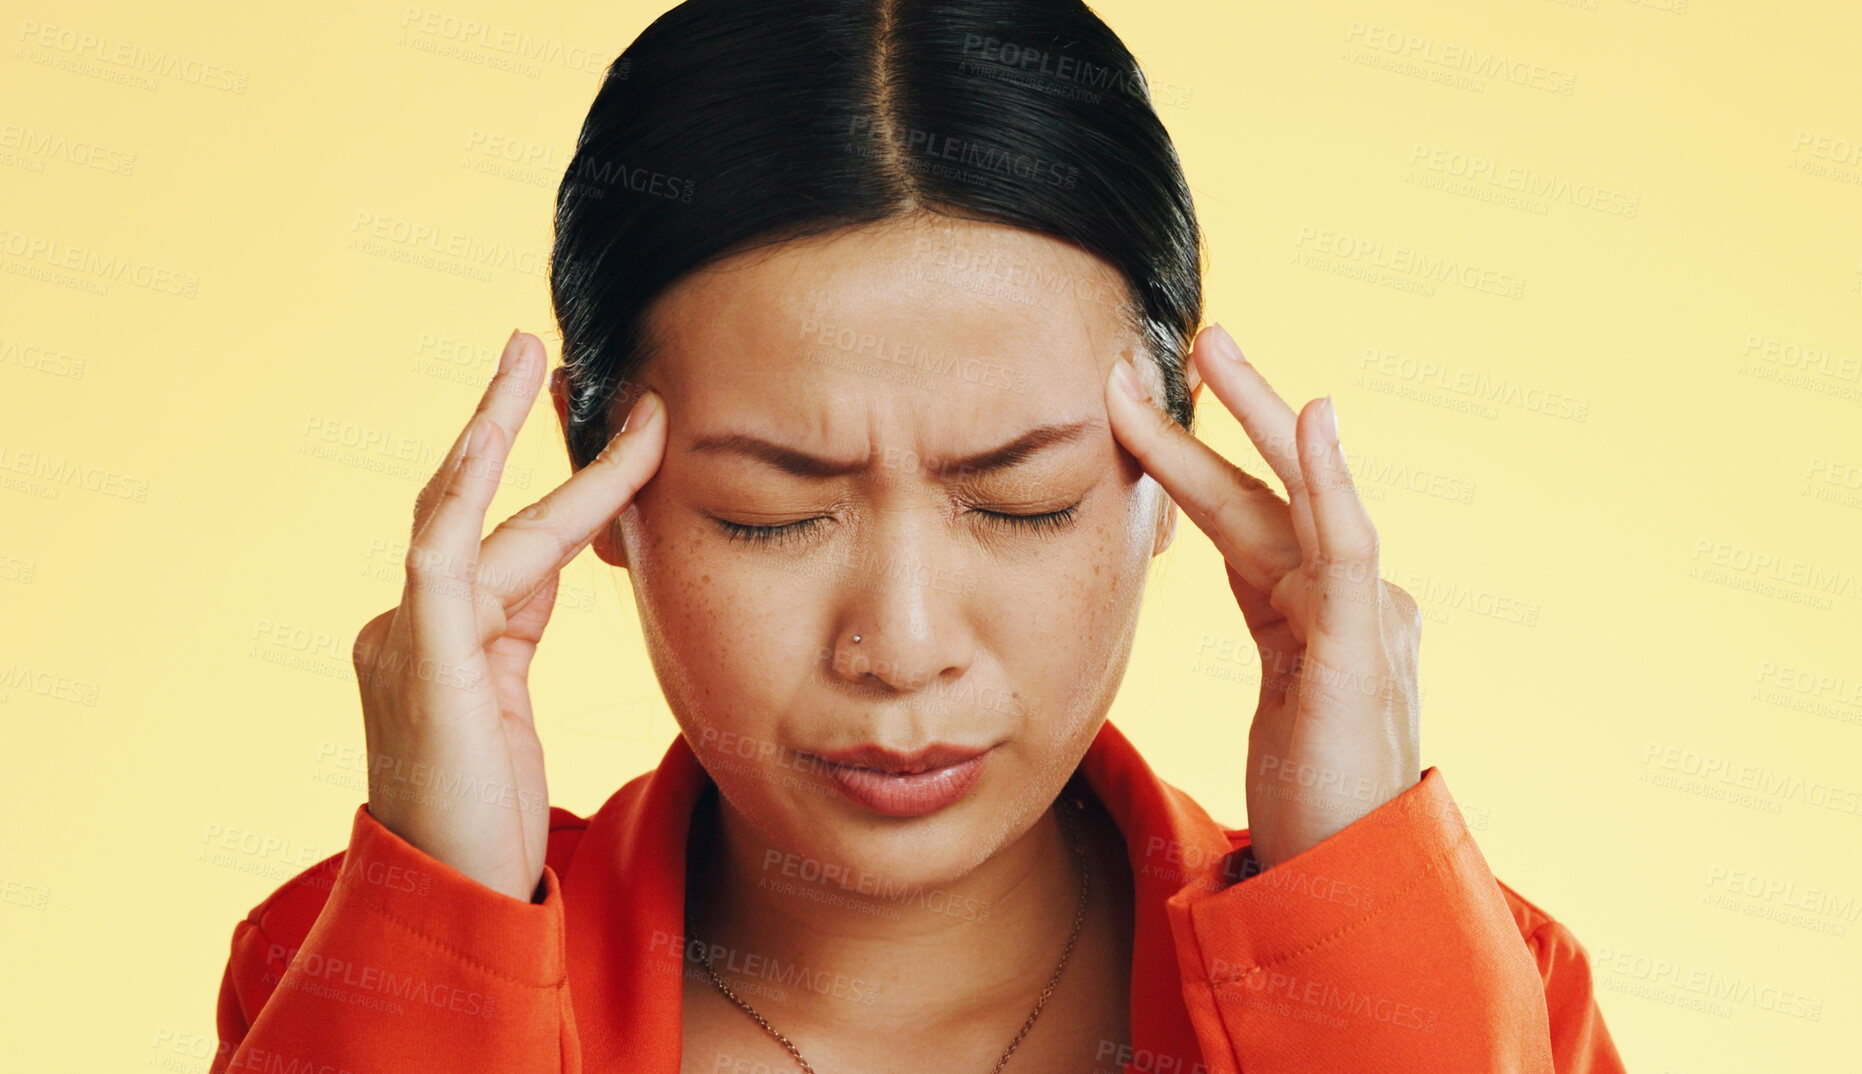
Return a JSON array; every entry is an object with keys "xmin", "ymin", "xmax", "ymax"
[{"xmin": 1104, "ymin": 323, "xmax": 1422, "ymax": 872}]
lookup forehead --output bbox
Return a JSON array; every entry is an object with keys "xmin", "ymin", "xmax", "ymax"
[{"xmin": 639, "ymin": 215, "xmax": 1141, "ymax": 442}]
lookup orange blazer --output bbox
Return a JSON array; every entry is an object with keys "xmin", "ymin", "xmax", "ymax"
[{"xmin": 209, "ymin": 720, "xmax": 1626, "ymax": 1072}]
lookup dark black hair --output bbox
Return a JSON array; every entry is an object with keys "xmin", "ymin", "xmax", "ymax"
[{"xmin": 549, "ymin": 0, "xmax": 1204, "ymax": 470}]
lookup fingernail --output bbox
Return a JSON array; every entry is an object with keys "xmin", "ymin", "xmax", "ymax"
[
  {"xmin": 1112, "ymin": 358, "xmax": 1146, "ymax": 401},
  {"xmin": 621, "ymin": 389, "xmax": 661, "ymax": 434},
  {"xmin": 1319, "ymin": 395, "xmax": 1339, "ymax": 447},
  {"xmin": 1209, "ymin": 323, "xmax": 1245, "ymax": 363}
]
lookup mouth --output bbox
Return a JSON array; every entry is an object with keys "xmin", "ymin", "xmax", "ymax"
[
  {"xmin": 803, "ymin": 741, "xmax": 993, "ymax": 774},
  {"xmin": 799, "ymin": 742, "xmax": 996, "ymax": 817}
]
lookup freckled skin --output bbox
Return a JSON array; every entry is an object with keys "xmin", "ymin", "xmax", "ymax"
[{"xmin": 567, "ymin": 211, "xmax": 1187, "ymax": 1066}]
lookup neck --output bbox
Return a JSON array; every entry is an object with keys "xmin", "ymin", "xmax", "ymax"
[{"xmin": 683, "ymin": 782, "xmax": 1099, "ymax": 1042}]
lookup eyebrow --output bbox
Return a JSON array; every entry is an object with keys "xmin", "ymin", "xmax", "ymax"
[{"xmin": 686, "ymin": 419, "xmax": 1101, "ymax": 479}]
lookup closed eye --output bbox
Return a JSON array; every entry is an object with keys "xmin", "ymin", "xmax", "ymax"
[
  {"xmin": 979, "ymin": 503, "xmax": 1080, "ymax": 537},
  {"xmin": 715, "ymin": 516, "xmax": 829, "ymax": 546},
  {"xmin": 713, "ymin": 503, "xmax": 1083, "ymax": 547}
]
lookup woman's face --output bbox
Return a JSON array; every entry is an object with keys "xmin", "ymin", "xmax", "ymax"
[{"xmin": 584, "ymin": 212, "xmax": 1182, "ymax": 890}]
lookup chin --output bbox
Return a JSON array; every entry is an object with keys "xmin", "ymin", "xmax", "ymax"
[{"xmin": 739, "ymin": 767, "xmax": 1040, "ymax": 894}]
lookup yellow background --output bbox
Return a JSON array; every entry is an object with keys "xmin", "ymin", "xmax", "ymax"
[{"xmin": 4, "ymin": 0, "xmax": 1859, "ymax": 1067}]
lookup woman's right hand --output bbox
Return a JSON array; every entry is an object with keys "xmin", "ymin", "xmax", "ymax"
[{"xmin": 351, "ymin": 329, "xmax": 666, "ymax": 902}]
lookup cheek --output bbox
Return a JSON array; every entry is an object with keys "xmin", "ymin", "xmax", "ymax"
[
  {"xmin": 620, "ymin": 491, "xmax": 803, "ymax": 729},
  {"xmin": 1062, "ymin": 480, "xmax": 1153, "ymax": 634},
  {"xmin": 992, "ymin": 487, "xmax": 1151, "ymax": 741}
]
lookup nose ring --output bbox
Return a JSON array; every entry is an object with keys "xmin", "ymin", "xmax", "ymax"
[{"xmin": 851, "ymin": 635, "xmax": 862, "ymax": 643}]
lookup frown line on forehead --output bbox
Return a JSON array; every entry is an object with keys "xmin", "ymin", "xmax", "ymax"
[{"xmin": 686, "ymin": 418, "xmax": 1102, "ymax": 480}]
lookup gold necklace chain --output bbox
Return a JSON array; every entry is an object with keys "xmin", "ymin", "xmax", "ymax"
[{"xmin": 695, "ymin": 798, "xmax": 1092, "ymax": 1074}]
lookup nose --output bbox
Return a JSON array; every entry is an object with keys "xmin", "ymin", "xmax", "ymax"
[{"xmin": 825, "ymin": 503, "xmax": 977, "ymax": 695}]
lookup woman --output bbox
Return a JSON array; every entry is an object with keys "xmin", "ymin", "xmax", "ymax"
[{"xmin": 210, "ymin": 1, "xmax": 1625, "ymax": 1071}]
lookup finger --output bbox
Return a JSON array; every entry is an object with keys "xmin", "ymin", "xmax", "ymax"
[
  {"xmin": 474, "ymin": 387, "xmax": 668, "ymax": 618},
  {"xmin": 1192, "ymin": 324, "xmax": 1320, "ymax": 561},
  {"xmin": 400, "ymin": 330, "xmax": 545, "ymax": 663},
  {"xmin": 403, "ymin": 408, "xmax": 511, "ymax": 663},
  {"xmin": 1296, "ymin": 395, "xmax": 1382, "ymax": 643},
  {"xmin": 413, "ymin": 330, "xmax": 545, "ymax": 538},
  {"xmin": 1104, "ymin": 354, "xmax": 1300, "ymax": 592}
]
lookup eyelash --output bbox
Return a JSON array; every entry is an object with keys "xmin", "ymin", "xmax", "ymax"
[{"xmin": 716, "ymin": 504, "xmax": 1082, "ymax": 547}]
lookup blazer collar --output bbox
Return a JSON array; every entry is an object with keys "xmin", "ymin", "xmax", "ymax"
[{"xmin": 562, "ymin": 718, "xmax": 1234, "ymax": 1072}]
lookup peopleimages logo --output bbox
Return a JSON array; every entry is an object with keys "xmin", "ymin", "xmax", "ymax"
[
  {"xmin": 263, "ymin": 945, "xmax": 498, "ymax": 1018},
  {"xmin": 561, "ymin": 151, "xmax": 694, "ymax": 203},
  {"xmin": 1593, "ymin": 945, "xmax": 1823, "ymax": 1021},
  {"xmin": 648, "ymin": 931, "xmax": 880, "ymax": 1007},
  {"xmin": 1207, "ymin": 959, "xmax": 1441, "ymax": 1033},
  {"xmin": 957, "ymin": 33, "xmax": 1143, "ymax": 99},
  {"xmin": 843, "ymin": 117, "xmax": 1080, "ymax": 189},
  {"xmin": 760, "ymin": 848, "xmax": 994, "ymax": 923},
  {"xmin": 1292, "ymin": 225, "xmax": 1526, "ymax": 300}
]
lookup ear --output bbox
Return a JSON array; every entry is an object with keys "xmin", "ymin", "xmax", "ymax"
[
  {"xmin": 1184, "ymin": 335, "xmax": 1207, "ymax": 402},
  {"xmin": 1153, "ymin": 490, "xmax": 1179, "ymax": 557},
  {"xmin": 551, "ymin": 366, "xmax": 630, "ymax": 571}
]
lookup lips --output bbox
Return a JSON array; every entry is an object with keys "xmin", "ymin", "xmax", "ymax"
[
  {"xmin": 800, "ymin": 742, "xmax": 996, "ymax": 817},
  {"xmin": 804, "ymin": 741, "xmax": 991, "ymax": 775}
]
